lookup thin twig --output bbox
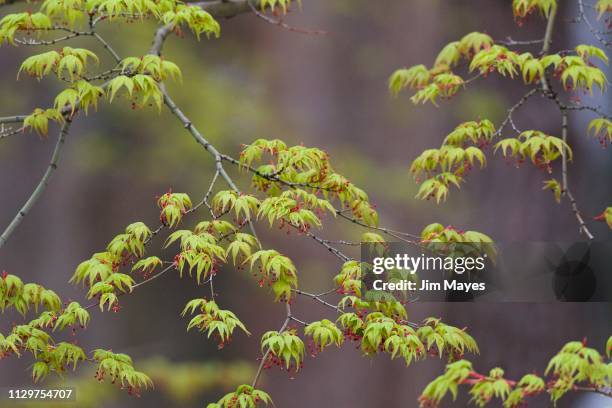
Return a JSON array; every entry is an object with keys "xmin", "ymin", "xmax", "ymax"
[
  {"xmin": 336, "ymin": 211, "xmax": 421, "ymax": 244},
  {"xmin": 289, "ymin": 315, "xmax": 309, "ymax": 326},
  {"xmin": 14, "ymin": 33, "xmax": 83, "ymax": 46},
  {"xmin": 0, "ymin": 126, "xmax": 24, "ymax": 140},
  {"xmin": 496, "ymin": 37, "xmax": 544, "ymax": 46},
  {"xmin": 298, "ymin": 227, "xmax": 352, "ymax": 262},
  {"xmin": 193, "ymin": 168, "xmax": 221, "ymax": 218},
  {"xmin": 130, "ymin": 263, "xmax": 175, "ymax": 289},
  {"xmin": 560, "ymin": 109, "xmax": 595, "ymax": 240},
  {"xmin": 540, "ymin": 3, "xmax": 557, "ymax": 57},
  {"xmin": 92, "ymin": 32, "xmax": 122, "ymax": 63},
  {"xmin": 319, "ymin": 238, "xmax": 360, "ymax": 246},
  {"xmin": 564, "ymin": 104, "xmax": 611, "ymax": 119},
  {"xmin": 247, "ymin": 0, "xmax": 327, "ymax": 35},
  {"xmin": 577, "ymin": 0, "xmax": 611, "ymax": 48},
  {"xmin": 574, "ymin": 386, "xmax": 612, "ymax": 398},
  {"xmin": 293, "ymin": 288, "xmax": 340, "ymax": 311},
  {"xmin": 494, "ymin": 88, "xmax": 538, "ymax": 137},
  {"xmin": 0, "ymin": 116, "xmax": 27, "ymax": 124}
]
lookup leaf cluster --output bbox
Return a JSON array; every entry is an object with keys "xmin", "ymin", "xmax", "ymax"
[
  {"xmin": 207, "ymin": 384, "xmax": 272, "ymax": 408},
  {"xmin": 260, "ymin": 329, "xmax": 305, "ymax": 370},
  {"xmin": 182, "ymin": 298, "xmax": 250, "ymax": 344},
  {"xmin": 247, "ymin": 249, "xmax": 298, "ymax": 301},
  {"xmin": 23, "ymin": 108, "xmax": 64, "ymax": 136},
  {"xmin": 19, "ymin": 47, "xmax": 98, "ymax": 81},
  {"xmin": 93, "ymin": 349, "xmax": 153, "ymax": 391},
  {"xmin": 240, "ymin": 139, "xmax": 378, "ymax": 226},
  {"xmin": 165, "ymin": 228, "xmax": 226, "ymax": 284},
  {"xmin": 304, "ymin": 319, "xmax": 343, "ymax": 350},
  {"xmin": 157, "ymin": 192, "xmax": 192, "ymax": 227},
  {"xmin": 495, "ymin": 130, "xmax": 572, "ymax": 166},
  {"xmin": 1, "ymin": 273, "xmax": 62, "ymax": 315},
  {"xmin": 333, "ymin": 260, "xmax": 363, "ymax": 296}
]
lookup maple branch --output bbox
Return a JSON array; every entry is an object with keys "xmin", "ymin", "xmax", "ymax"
[
  {"xmin": 335, "ymin": 210, "xmax": 421, "ymax": 243},
  {"xmin": 194, "ymin": 168, "xmax": 220, "ymax": 218},
  {"xmin": 0, "ymin": 125, "xmax": 24, "ymax": 140},
  {"xmin": 0, "ymin": 115, "xmax": 27, "ymax": 124},
  {"xmin": 148, "ymin": 3, "xmax": 292, "ymax": 242},
  {"xmin": 130, "ymin": 262, "xmax": 175, "ymax": 290},
  {"xmin": 537, "ymin": 5, "xmax": 596, "ymax": 240},
  {"xmin": 14, "ymin": 32, "xmax": 82, "ymax": 46},
  {"xmin": 494, "ymin": 88, "xmax": 538, "ymax": 138},
  {"xmin": 0, "ymin": 119, "xmax": 73, "ymax": 249},
  {"xmin": 539, "ymin": 3, "xmax": 557, "ymax": 95},
  {"xmin": 92, "ymin": 32, "xmax": 122, "ymax": 64},
  {"xmin": 0, "ymin": 26, "xmax": 121, "ymax": 249},
  {"xmin": 560, "ymin": 109, "xmax": 595, "ymax": 240},
  {"xmin": 247, "ymin": 0, "xmax": 327, "ymax": 35},
  {"xmin": 292, "ymin": 288, "xmax": 341, "ymax": 312},
  {"xmin": 303, "ymin": 230, "xmax": 352, "ymax": 262},
  {"xmin": 574, "ymin": 386, "xmax": 612, "ymax": 398},
  {"xmin": 496, "ymin": 37, "xmax": 544, "ymax": 46},
  {"xmin": 540, "ymin": 3, "xmax": 557, "ymax": 56},
  {"xmin": 564, "ymin": 104, "xmax": 611, "ymax": 119},
  {"xmin": 577, "ymin": 0, "xmax": 611, "ymax": 48}
]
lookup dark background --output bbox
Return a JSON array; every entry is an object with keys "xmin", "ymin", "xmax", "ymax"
[{"xmin": 0, "ymin": 1, "xmax": 611, "ymax": 407}]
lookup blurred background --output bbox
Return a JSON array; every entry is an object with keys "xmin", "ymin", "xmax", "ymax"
[{"xmin": 0, "ymin": 0, "xmax": 611, "ymax": 407}]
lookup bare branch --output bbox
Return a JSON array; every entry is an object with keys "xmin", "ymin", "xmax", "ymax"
[
  {"xmin": 14, "ymin": 33, "xmax": 83, "ymax": 46},
  {"xmin": 130, "ymin": 262, "xmax": 175, "ymax": 290},
  {"xmin": 539, "ymin": 3, "xmax": 557, "ymax": 94},
  {"xmin": 0, "ymin": 125, "xmax": 25, "ymax": 140},
  {"xmin": 0, "ymin": 76, "xmax": 116, "ymax": 246},
  {"xmin": 292, "ymin": 288, "xmax": 341, "ymax": 311},
  {"xmin": 494, "ymin": 89, "xmax": 538, "ymax": 138},
  {"xmin": 0, "ymin": 115, "xmax": 27, "ymax": 124},
  {"xmin": 574, "ymin": 386, "xmax": 612, "ymax": 398},
  {"xmin": 92, "ymin": 32, "xmax": 122, "ymax": 63},
  {"xmin": 560, "ymin": 109, "xmax": 595, "ymax": 240},
  {"xmin": 0, "ymin": 119, "xmax": 73, "ymax": 249},
  {"xmin": 247, "ymin": 0, "xmax": 327, "ymax": 35},
  {"xmin": 294, "ymin": 225, "xmax": 352, "ymax": 262},
  {"xmin": 193, "ymin": 168, "xmax": 220, "ymax": 218},
  {"xmin": 534, "ymin": 4, "xmax": 596, "ymax": 240},
  {"xmin": 540, "ymin": 3, "xmax": 557, "ymax": 56},
  {"xmin": 577, "ymin": 0, "xmax": 611, "ymax": 48},
  {"xmin": 496, "ymin": 37, "xmax": 544, "ymax": 46},
  {"xmin": 564, "ymin": 104, "xmax": 611, "ymax": 119}
]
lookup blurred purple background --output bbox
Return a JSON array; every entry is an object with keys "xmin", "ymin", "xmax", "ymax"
[{"xmin": 0, "ymin": 1, "xmax": 611, "ymax": 407}]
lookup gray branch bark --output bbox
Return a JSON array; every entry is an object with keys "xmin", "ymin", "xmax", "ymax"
[{"xmin": 0, "ymin": 120, "xmax": 72, "ymax": 248}]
